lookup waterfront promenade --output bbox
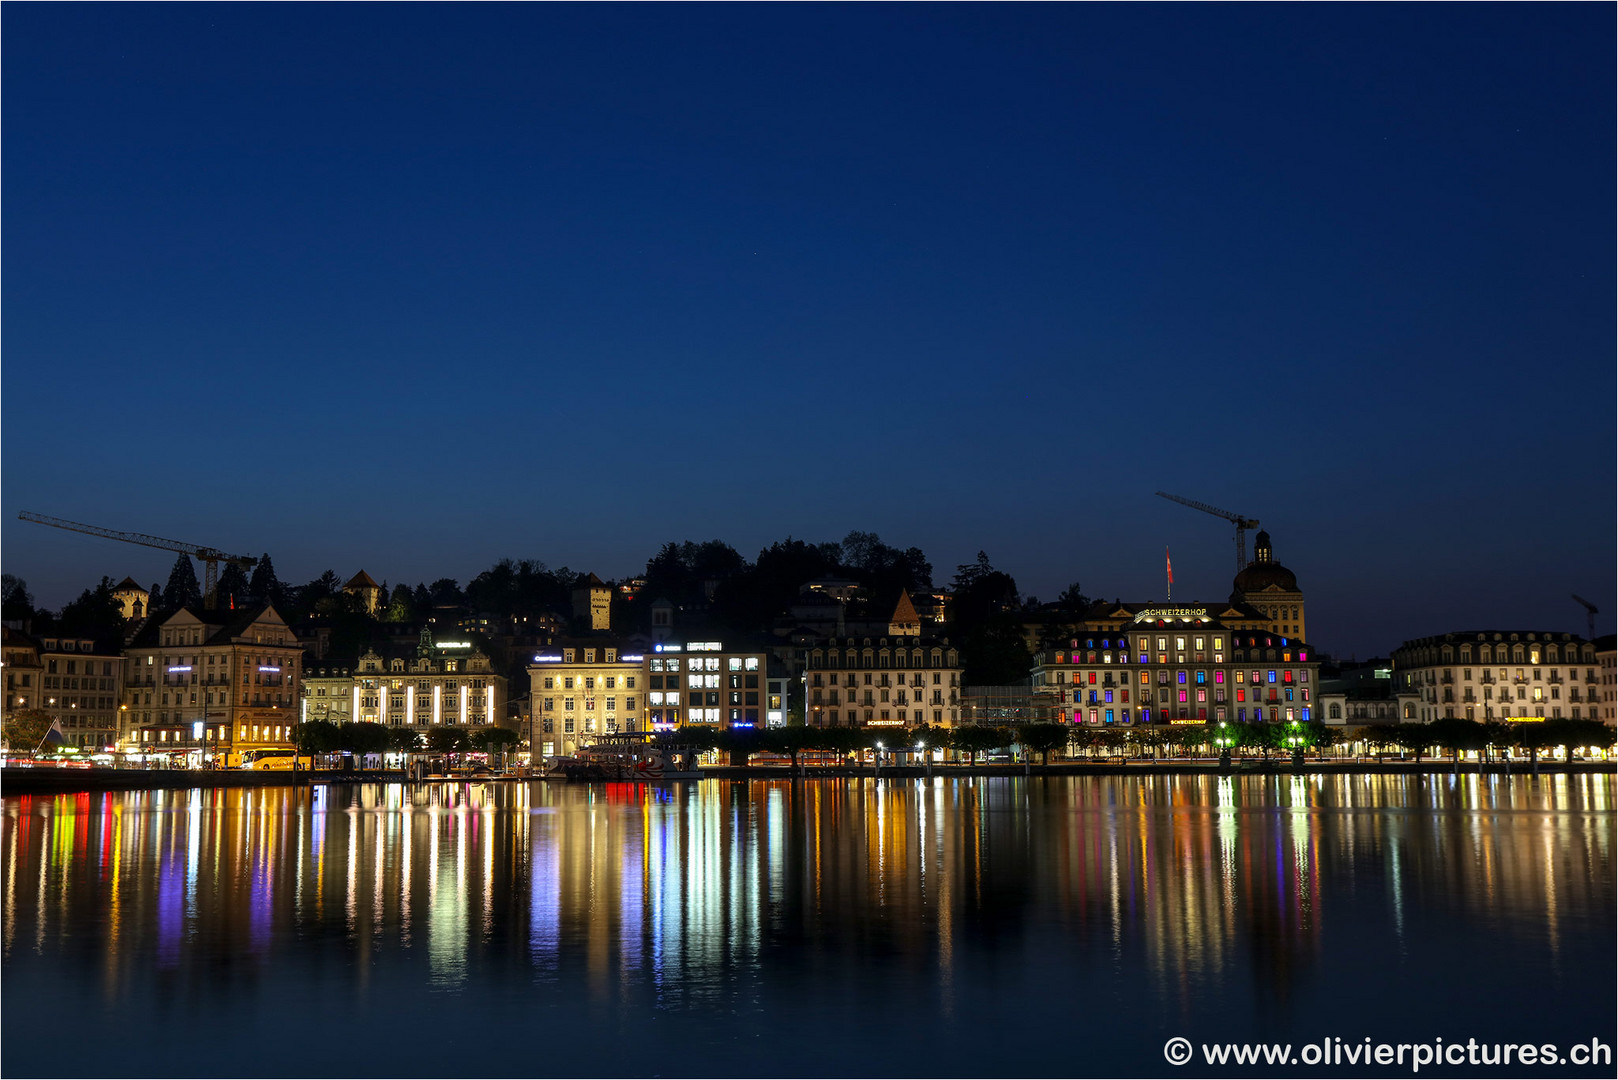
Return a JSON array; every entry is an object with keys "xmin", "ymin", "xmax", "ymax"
[{"xmin": 2, "ymin": 758, "xmax": 1611, "ymax": 794}]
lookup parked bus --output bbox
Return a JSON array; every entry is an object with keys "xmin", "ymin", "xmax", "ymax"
[{"xmin": 238, "ymin": 748, "xmax": 314, "ymax": 771}]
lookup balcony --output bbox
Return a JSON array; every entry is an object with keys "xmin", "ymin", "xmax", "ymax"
[{"xmin": 1440, "ymin": 675, "xmax": 1454, "ymax": 685}]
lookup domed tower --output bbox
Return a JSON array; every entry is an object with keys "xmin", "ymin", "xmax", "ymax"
[{"xmin": 1230, "ymin": 531, "xmax": 1306, "ymax": 642}]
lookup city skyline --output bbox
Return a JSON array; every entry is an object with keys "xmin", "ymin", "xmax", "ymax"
[{"xmin": 3, "ymin": 5, "xmax": 1612, "ymax": 659}]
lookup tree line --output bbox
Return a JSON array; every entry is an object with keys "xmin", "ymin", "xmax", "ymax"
[{"xmin": 5, "ymin": 529, "xmax": 1091, "ymax": 689}]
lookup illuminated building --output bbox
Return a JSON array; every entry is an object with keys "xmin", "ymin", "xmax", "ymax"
[
  {"xmin": 1391, "ymin": 631, "xmax": 1602, "ymax": 723},
  {"xmin": 570, "ymin": 573, "xmax": 612, "ymax": 630},
  {"xmin": 122, "ymin": 604, "xmax": 302, "ymax": 755},
  {"xmin": 528, "ymin": 637, "xmax": 772, "ymax": 757},
  {"xmin": 351, "ymin": 628, "xmax": 506, "ymax": 733},
  {"xmin": 300, "ymin": 661, "xmax": 356, "ymax": 725},
  {"xmin": 643, "ymin": 640, "xmax": 770, "ymax": 730},
  {"xmin": 1030, "ymin": 611, "xmax": 1320, "ymax": 725},
  {"xmin": 528, "ymin": 640, "xmax": 644, "ymax": 759},
  {"xmin": 1597, "ymin": 635, "xmax": 1616, "ymax": 725},
  {"xmin": 802, "ymin": 623, "xmax": 963, "ymax": 729},
  {"xmin": 111, "ymin": 577, "xmax": 150, "ymax": 620},
  {"xmin": 1228, "ymin": 531, "xmax": 1307, "ymax": 642}
]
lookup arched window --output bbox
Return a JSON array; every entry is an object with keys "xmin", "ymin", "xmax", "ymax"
[{"xmin": 1329, "ymin": 703, "xmax": 1342, "ymax": 719}]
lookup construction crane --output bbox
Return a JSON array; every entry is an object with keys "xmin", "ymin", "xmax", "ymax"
[
  {"xmin": 1155, "ymin": 492, "xmax": 1261, "ymax": 576},
  {"xmin": 1572, "ymin": 594, "xmax": 1599, "ymax": 639},
  {"xmin": 18, "ymin": 511, "xmax": 255, "ymax": 609}
]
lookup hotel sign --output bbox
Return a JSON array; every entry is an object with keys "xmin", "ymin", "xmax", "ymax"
[{"xmin": 1132, "ymin": 608, "xmax": 1210, "ymax": 623}]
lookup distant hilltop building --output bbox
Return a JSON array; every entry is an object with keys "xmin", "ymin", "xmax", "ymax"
[
  {"xmin": 343, "ymin": 571, "xmax": 382, "ymax": 615},
  {"xmin": 571, "ymin": 573, "xmax": 611, "ymax": 631},
  {"xmin": 112, "ymin": 577, "xmax": 150, "ymax": 621}
]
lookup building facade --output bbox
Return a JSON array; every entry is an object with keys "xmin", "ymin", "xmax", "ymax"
[
  {"xmin": 2, "ymin": 627, "xmax": 44, "ymax": 725},
  {"xmin": 1391, "ymin": 631, "xmax": 1602, "ymax": 723},
  {"xmin": 123, "ymin": 605, "xmax": 303, "ymax": 756},
  {"xmin": 1030, "ymin": 608, "xmax": 1320, "ymax": 725},
  {"xmin": 802, "ymin": 637, "xmax": 963, "ymax": 728},
  {"xmin": 528, "ymin": 640, "xmax": 645, "ymax": 759},
  {"xmin": 1596, "ymin": 635, "xmax": 1616, "ymax": 726},
  {"xmin": 300, "ymin": 661, "xmax": 357, "ymax": 726},
  {"xmin": 35, "ymin": 635, "xmax": 124, "ymax": 750},
  {"xmin": 349, "ymin": 630, "xmax": 507, "ymax": 732},
  {"xmin": 1229, "ymin": 530, "xmax": 1306, "ymax": 642}
]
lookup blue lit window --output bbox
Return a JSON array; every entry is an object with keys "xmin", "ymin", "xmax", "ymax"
[
  {"xmin": 1141, "ymin": 708, "xmax": 1151, "ymax": 723},
  {"xmin": 1195, "ymin": 671, "xmax": 1205, "ymax": 684},
  {"xmin": 1301, "ymin": 707, "xmax": 1311, "ymax": 722},
  {"xmin": 1268, "ymin": 671, "xmax": 1277, "ymax": 683},
  {"xmin": 1177, "ymin": 671, "xmax": 1187, "ymax": 684},
  {"xmin": 1105, "ymin": 709, "xmax": 1114, "ymax": 724},
  {"xmin": 1104, "ymin": 690, "xmax": 1113, "ymax": 703}
]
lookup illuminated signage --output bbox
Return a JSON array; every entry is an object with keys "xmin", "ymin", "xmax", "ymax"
[
  {"xmin": 1170, "ymin": 719, "xmax": 1204, "ymax": 725},
  {"xmin": 1132, "ymin": 608, "xmax": 1210, "ymax": 623},
  {"xmin": 533, "ymin": 655, "xmax": 563, "ymax": 663},
  {"xmin": 621, "ymin": 654, "xmax": 644, "ymax": 662},
  {"xmin": 1505, "ymin": 716, "xmax": 1545, "ymax": 723},
  {"xmin": 687, "ymin": 642, "xmax": 722, "ymax": 652},
  {"xmin": 192, "ymin": 722, "xmax": 204, "ymax": 739},
  {"xmin": 654, "ymin": 644, "xmax": 682, "ymax": 653},
  {"xmin": 167, "ymin": 666, "xmax": 192, "ymax": 673},
  {"xmin": 258, "ymin": 666, "xmax": 281, "ymax": 673},
  {"xmin": 866, "ymin": 720, "xmax": 905, "ymax": 726},
  {"xmin": 437, "ymin": 641, "xmax": 473, "ymax": 650}
]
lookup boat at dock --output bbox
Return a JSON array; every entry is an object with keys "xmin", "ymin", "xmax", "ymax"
[{"xmin": 544, "ymin": 733, "xmax": 704, "ymax": 782}]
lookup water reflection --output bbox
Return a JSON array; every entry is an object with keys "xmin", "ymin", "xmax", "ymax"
[{"xmin": 3, "ymin": 775, "xmax": 1613, "ymax": 1076}]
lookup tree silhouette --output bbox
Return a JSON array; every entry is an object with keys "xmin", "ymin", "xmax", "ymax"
[
  {"xmin": 249, "ymin": 554, "xmax": 285, "ymax": 608},
  {"xmin": 165, "ymin": 554, "xmax": 202, "ymax": 610}
]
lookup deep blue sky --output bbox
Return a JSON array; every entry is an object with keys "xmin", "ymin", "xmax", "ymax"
[{"xmin": 4, "ymin": 4, "xmax": 1613, "ymax": 657}]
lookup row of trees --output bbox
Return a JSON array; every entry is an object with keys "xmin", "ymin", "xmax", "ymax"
[
  {"xmin": 291, "ymin": 721, "xmax": 521, "ymax": 758},
  {"xmin": 649, "ymin": 718, "xmax": 1616, "ymax": 770}
]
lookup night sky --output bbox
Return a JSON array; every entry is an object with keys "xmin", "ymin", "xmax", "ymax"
[{"xmin": 3, "ymin": 4, "xmax": 1612, "ymax": 658}]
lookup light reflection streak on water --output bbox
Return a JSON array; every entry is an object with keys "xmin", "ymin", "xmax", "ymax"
[{"xmin": 1, "ymin": 773, "xmax": 1612, "ymax": 1035}]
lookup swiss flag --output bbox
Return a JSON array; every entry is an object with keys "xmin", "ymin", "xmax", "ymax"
[{"xmin": 1166, "ymin": 547, "xmax": 1173, "ymax": 585}]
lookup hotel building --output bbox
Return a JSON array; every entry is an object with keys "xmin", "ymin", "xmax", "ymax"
[
  {"xmin": 1390, "ymin": 631, "xmax": 1601, "ymax": 723},
  {"xmin": 527, "ymin": 637, "xmax": 772, "ymax": 758},
  {"xmin": 123, "ymin": 605, "xmax": 303, "ymax": 753},
  {"xmin": 348, "ymin": 630, "xmax": 507, "ymax": 732},
  {"xmin": 1029, "ymin": 607, "xmax": 1320, "ymax": 725}
]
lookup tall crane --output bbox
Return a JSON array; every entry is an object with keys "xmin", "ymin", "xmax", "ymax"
[
  {"xmin": 1572, "ymin": 594, "xmax": 1600, "ymax": 639},
  {"xmin": 1155, "ymin": 492, "xmax": 1261, "ymax": 576},
  {"xmin": 18, "ymin": 511, "xmax": 255, "ymax": 609}
]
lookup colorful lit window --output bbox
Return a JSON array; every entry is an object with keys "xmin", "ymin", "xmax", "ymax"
[
  {"xmin": 1268, "ymin": 671, "xmax": 1277, "ymax": 683},
  {"xmin": 1105, "ymin": 709, "xmax": 1114, "ymax": 724},
  {"xmin": 1214, "ymin": 671, "xmax": 1224, "ymax": 683},
  {"xmin": 1104, "ymin": 690, "xmax": 1113, "ymax": 703},
  {"xmin": 1178, "ymin": 690, "xmax": 1188, "ymax": 703},
  {"xmin": 1195, "ymin": 671, "xmax": 1205, "ymax": 684},
  {"xmin": 1088, "ymin": 672, "xmax": 1097, "ymax": 684},
  {"xmin": 1284, "ymin": 670, "xmax": 1293, "ymax": 683},
  {"xmin": 1177, "ymin": 671, "xmax": 1187, "ymax": 684}
]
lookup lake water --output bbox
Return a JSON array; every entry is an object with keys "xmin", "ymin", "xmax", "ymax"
[{"xmin": 3, "ymin": 774, "xmax": 1614, "ymax": 1077}]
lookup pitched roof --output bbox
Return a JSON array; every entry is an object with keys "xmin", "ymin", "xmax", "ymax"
[
  {"xmin": 345, "ymin": 570, "xmax": 381, "ymax": 590},
  {"xmin": 891, "ymin": 590, "xmax": 920, "ymax": 625},
  {"xmin": 114, "ymin": 577, "xmax": 146, "ymax": 592}
]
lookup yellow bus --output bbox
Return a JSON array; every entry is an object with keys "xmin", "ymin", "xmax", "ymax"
[{"xmin": 241, "ymin": 749, "xmax": 315, "ymax": 771}]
